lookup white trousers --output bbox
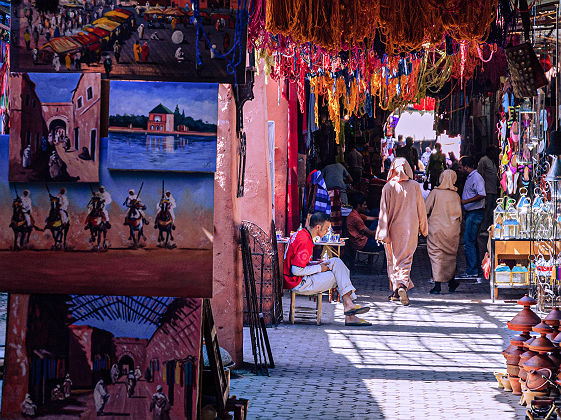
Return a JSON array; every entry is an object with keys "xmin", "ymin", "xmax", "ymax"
[{"xmin": 291, "ymin": 258, "xmax": 357, "ymax": 300}]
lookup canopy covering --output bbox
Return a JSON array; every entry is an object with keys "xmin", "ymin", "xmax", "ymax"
[
  {"xmin": 93, "ymin": 17, "xmax": 121, "ymax": 32},
  {"xmin": 39, "ymin": 36, "xmax": 82, "ymax": 54}
]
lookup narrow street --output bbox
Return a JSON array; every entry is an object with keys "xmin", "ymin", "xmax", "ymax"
[{"xmin": 230, "ymin": 246, "xmax": 527, "ymax": 419}]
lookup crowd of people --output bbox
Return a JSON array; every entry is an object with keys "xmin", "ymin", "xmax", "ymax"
[{"xmin": 286, "ymin": 137, "xmax": 499, "ymax": 310}]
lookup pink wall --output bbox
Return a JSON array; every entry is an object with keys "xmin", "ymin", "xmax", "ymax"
[{"xmin": 212, "ymin": 84, "xmax": 244, "ymax": 364}]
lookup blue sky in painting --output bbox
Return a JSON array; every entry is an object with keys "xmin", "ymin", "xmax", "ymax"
[
  {"xmin": 73, "ymin": 318, "xmax": 158, "ymax": 340},
  {"xmin": 28, "ymin": 73, "xmax": 81, "ymax": 103},
  {"xmin": 109, "ymin": 81, "xmax": 218, "ymax": 124}
]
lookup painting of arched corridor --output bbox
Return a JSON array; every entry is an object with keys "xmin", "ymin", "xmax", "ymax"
[{"xmin": 8, "ymin": 73, "xmax": 101, "ymax": 182}]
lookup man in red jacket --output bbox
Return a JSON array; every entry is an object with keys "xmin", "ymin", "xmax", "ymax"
[{"xmin": 283, "ymin": 212, "xmax": 371, "ymax": 326}]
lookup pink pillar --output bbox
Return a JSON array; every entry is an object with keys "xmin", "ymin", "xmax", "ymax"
[
  {"xmin": 241, "ymin": 70, "xmax": 273, "ymax": 232},
  {"xmin": 212, "ymin": 84, "xmax": 244, "ymax": 364}
]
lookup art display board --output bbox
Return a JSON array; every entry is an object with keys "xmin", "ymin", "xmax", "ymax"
[
  {"xmin": 10, "ymin": 0, "xmax": 246, "ymax": 83},
  {"xmin": 9, "ymin": 72, "xmax": 102, "ymax": 183},
  {"xmin": 1, "ymin": 293, "xmax": 201, "ymax": 419}
]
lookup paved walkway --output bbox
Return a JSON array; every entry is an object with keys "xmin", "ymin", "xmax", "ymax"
[{"xmin": 230, "ymin": 245, "xmax": 529, "ymax": 419}]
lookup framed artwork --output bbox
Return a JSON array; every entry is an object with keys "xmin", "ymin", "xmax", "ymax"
[
  {"xmin": 2, "ymin": 294, "xmax": 201, "ymax": 419},
  {"xmin": 8, "ymin": 72, "xmax": 101, "ymax": 183},
  {"xmin": 0, "ymin": 135, "xmax": 214, "ymax": 297},
  {"xmin": 10, "ymin": 0, "xmax": 246, "ymax": 83},
  {"xmin": 107, "ymin": 80, "xmax": 217, "ymax": 172}
]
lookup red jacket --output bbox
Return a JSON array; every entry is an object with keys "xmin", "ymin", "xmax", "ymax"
[
  {"xmin": 347, "ymin": 209, "xmax": 375, "ymax": 250},
  {"xmin": 283, "ymin": 229, "xmax": 314, "ymax": 289}
]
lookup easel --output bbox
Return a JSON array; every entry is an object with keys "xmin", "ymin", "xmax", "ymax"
[{"xmin": 201, "ymin": 299, "xmax": 249, "ymax": 420}]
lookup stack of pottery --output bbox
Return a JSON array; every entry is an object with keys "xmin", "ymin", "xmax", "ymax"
[{"xmin": 505, "ymin": 295, "xmax": 541, "ymax": 395}]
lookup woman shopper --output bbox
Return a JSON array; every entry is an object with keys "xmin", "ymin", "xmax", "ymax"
[
  {"xmin": 376, "ymin": 158, "xmax": 428, "ymax": 306},
  {"xmin": 425, "ymin": 170, "xmax": 462, "ymax": 294}
]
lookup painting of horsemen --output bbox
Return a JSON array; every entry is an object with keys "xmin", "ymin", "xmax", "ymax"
[
  {"xmin": 8, "ymin": 72, "xmax": 101, "ymax": 183},
  {"xmin": 0, "ymin": 135, "xmax": 214, "ymax": 297}
]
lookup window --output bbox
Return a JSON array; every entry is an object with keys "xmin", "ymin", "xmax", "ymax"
[
  {"xmin": 150, "ymin": 125, "xmax": 154, "ymax": 130},
  {"xmin": 77, "ymin": 97, "xmax": 83, "ymax": 109},
  {"xmin": 154, "ymin": 115, "xmax": 161, "ymax": 122},
  {"xmin": 90, "ymin": 129, "xmax": 97, "ymax": 162},
  {"xmin": 87, "ymin": 86, "xmax": 93, "ymax": 100}
]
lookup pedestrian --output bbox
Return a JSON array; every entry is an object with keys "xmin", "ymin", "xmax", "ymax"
[
  {"xmin": 45, "ymin": 28, "xmax": 51, "ymax": 42},
  {"xmin": 421, "ymin": 146, "xmax": 431, "ymax": 167},
  {"xmin": 346, "ymin": 144, "xmax": 363, "ymax": 187},
  {"xmin": 376, "ymin": 158, "xmax": 428, "ymax": 306},
  {"xmin": 477, "ymin": 145, "xmax": 499, "ymax": 231},
  {"xmin": 426, "ymin": 142, "xmax": 446, "ymax": 189},
  {"xmin": 21, "ymin": 394, "xmax": 37, "ymax": 417},
  {"xmin": 458, "ymin": 156, "xmax": 486, "ymax": 279},
  {"xmin": 53, "ymin": 26, "xmax": 60, "ymax": 38},
  {"xmin": 322, "ymin": 158, "xmax": 353, "ymax": 205},
  {"xmin": 138, "ymin": 23, "xmax": 144, "ymax": 39},
  {"xmin": 347, "ymin": 192, "xmax": 383, "ymax": 253},
  {"xmin": 74, "ymin": 50, "xmax": 81, "ymax": 69},
  {"xmin": 171, "ymin": 17, "xmax": 177, "ymax": 31},
  {"xmin": 24, "ymin": 29, "xmax": 31, "ymax": 49},
  {"xmin": 93, "ymin": 379, "xmax": 110, "ymax": 416},
  {"xmin": 53, "ymin": 54, "xmax": 61, "ymax": 71},
  {"xmin": 425, "ymin": 170, "xmax": 462, "ymax": 294},
  {"xmin": 65, "ymin": 52, "xmax": 71, "ymax": 70},
  {"xmin": 32, "ymin": 27, "xmax": 39, "ymax": 47},
  {"xmin": 133, "ymin": 40, "xmax": 141, "ymax": 62},
  {"xmin": 103, "ymin": 54, "xmax": 112, "ymax": 78},
  {"xmin": 32, "ymin": 48, "xmax": 38, "ymax": 64},
  {"xmin": 150, "ymin": 385, "xmax": 171, "ymax": 420},
  {"xmin": 113, "ymin": 40, "xmax": 121, "ymax": 63},
  {"xmin": 141, "ymin": 41, "xmax": 149, "ymax": 62},
  {"xmin": 284, "ymin": 212, "xmax": 371, "ymax": 326}
]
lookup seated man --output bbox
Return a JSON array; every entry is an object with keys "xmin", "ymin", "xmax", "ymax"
[
  {"xmin": 347, "ymin": 193, "xmax": 384, "ymax": 253},
  {"xmin": 283, "ymin": 212, "xmax": 371, "ymax": 326}
]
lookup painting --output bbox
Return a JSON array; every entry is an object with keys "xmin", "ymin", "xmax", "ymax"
[
  {"xmin": 1, "ymin": 293, "xmax": 201, "ymax": 419},
  {"xmin": 10, "ymin": 0, "xmax": 246, "ymax": 83},
  {"xmin": 8, "ymin": 72, "xmax": 101, "ymax": 183},
  {"xmin": 108, "ymin": 81, "xmax": 217, "ymax": 172},
  {"xmin": 0, "ymin": 135, "xmax": 214, "ymax": 297}
]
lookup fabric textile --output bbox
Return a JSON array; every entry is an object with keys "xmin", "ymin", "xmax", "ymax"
[
  {"xmin": 426, "ymin": 170, "xmax": 462, "ymax": 283},
  {"xmin": 376, "ymin": 158, "xmax": 428, "ymax": 291},
  {"xmin": 462, "ymin": 170, "xmax": 486, "ymax": 211},
  {"xmin": 464, "ymin": 209, "xmax": 485, "ymax": 275},
  {"xmin": 328, "ymin": 189, "xmax": 343, "ymax": 232},
  {"xmin": 290, "ymin": 257, "xmax": 357, "ymax": 300},
  {"xmin": 308, "ymin": 170, "xmax": 331, "ymax": 215}
]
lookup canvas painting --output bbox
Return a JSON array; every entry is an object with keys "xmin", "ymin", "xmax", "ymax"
[
  {"xmin": 8, "ymin": 72, "xmax": 101, "ymax": 183},
  {"xmin": 1, "ymin": 294, "xmax": 201, "ymax": 419},
  {"xmin": 0, "ymin": 135, "xmax": 214, "ymax": 297},
  {"xmin": 10, "ymin": 0, "xmax": 246, "ymax": 83},
  {"xmin": 108, "ymin": 81, "xmax": 217, "ymax": 172}
]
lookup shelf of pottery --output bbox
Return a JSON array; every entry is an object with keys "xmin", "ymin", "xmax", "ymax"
[{"xmin": 496, "ymin": 295, "xmax": 561, "ymax": 413}]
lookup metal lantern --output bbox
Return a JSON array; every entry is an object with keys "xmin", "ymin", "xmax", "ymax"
[
  {"xmin": 503, "ymin": 198, "xmax": 520, "ymax": 239},
  {"xmin": 494, "ymin": 197, "xmax": 506, "ymax": 239},
  {"xmin": 517, "ymin": 188, "xmax": 531, "ymax": 239}
]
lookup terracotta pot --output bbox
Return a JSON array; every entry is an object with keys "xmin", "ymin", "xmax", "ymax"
[
  {"xmin": 519, "ymin": 368, "xmax": 528, "ymax": 380},
  {"xmin": 545, "ymin": 307, "xmax": 561, "ymax": 327},
  {"xmin": 508, "ymin": 308, "xmax": 542, "ymax": 332},
  {"xmin": 533, "ymin": 321, "xmax": 555, "ymax": 335},
  {"xmin": 553, "ymin": 331, "xmax": 561, "ymax": 344},
  {"xmin": 509, "ymin": 374, "xmax": 523, "ymax": 395},
  {"xmin": 523, "ymin": 354, "xmax": 556, "ymax": 372},
  {"xmin": 527, "ymin": 368, "xmax": 553, "ymax": 391},
  {"xmin": 507, "ymin": 364, "xmax": 520, "ymax": 377},
  {"xmin": 520, "ymin": 349, "xmax": 538, "ymax": 367},
  {"xmin": 520, "ymin": 390, "xmax": 548, "ymax": 406},
  {"xmin": 494, "ymin": 371, "xmax": 505, "ymax": 388},
  {"xmin": 518, "ymin": 294, "xmax": 537, "ymax": 306},
  {"xmin": 524, "ymin": 336, "xmax": 537, "ymax": 348},
  {"xmin": 548, "ymin": 351, "xmax": 561, "ymax": 367},
  {"xmin": 529, "ymin": 335, "xmax": 556, "ymax": 353},
  {"xmin": 512, "ymin": 333, "xmax": 531, "ymax": 346},
  {"xmin": 500, "ymin": 375, "xmax": 513, "ymax": 391}
]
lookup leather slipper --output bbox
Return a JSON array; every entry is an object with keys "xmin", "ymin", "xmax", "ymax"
[
  {"xmin": 344, "ymin": 305, "xmax": 370, "ymax": 316},
  {"xmin": 345, "ymin": 318, "xmax": 372, "ymax": 326}
]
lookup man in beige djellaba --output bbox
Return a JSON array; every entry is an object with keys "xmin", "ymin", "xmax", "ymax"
[
  {"xmin": 425, "ymin": 169, "xmax": 462, "ymax": 295},
  {"xmin": 376, "ymin": 158, "xmax": 428, "ymax": 306}
]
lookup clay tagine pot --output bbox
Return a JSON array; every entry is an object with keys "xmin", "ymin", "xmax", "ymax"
[
  {"xmin": 509, "ymin": 374, "xmax": 523, "ymax": 395},
  {"xmin": 522, "ymin": 353, "xmax": 556, "ymax": 373},
  {"xmin": 527, "ymin": 368, "xmax": 553, "ymax": 392},
  {"xmin": 545, "ymin": 308, "xmax": 561, "ymax": 327},
  {"xmin": 504, "ymin": 333, "xmax": 532, "ymax": 365},
  {"xmin": 507, "ymin": 295, "xmax": 541, "ymax": 332}
]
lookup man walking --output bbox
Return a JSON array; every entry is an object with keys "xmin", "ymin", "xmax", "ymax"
[
  {"xmin": 458, "ymin": 156, "xmax": 486, "ymax": 278},
  {"xmin": 477, "ymin": 145, "xmax": 499, "ymax": 231}
]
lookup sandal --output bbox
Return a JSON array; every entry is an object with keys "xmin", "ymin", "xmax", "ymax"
[
  {"xmin": 398, "ymin": 287, "xmax": 410, "ymax": 306},
  {"xmin": 345, "ymin": 318, "xmax": 372, "ymax": 326},
  {"xmin": 344, "ymin": 305, "xmax": 370, "ymax": 316}
]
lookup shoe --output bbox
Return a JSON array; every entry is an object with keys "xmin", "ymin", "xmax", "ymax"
[
  {"xmin": 345, "ymin": 318, "xmax": 372, "ymax": 326},
  {"xmin": 429, "ymin": 286, "xmax": 441, "ymax": 294},
  {"xmin": 388, "ymin": 291, "xmax": 399, "ymax": 301},
  {"xmin": 398, "ymin": 287, "xmax": 410, "ymax": 306},
  {"xmin": 344, "ymin": 305, "xmax": 370, "ymax": 316},
  {"xmin": 448, "ymin": 278, "xmax": 460, "ymax": 293},
  {"xmin": 456, "ymin": 272, "xmax": 478, "ymax": 279}
]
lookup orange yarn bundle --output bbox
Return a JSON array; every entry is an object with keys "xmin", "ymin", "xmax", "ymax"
[{"xmin": 265, "ymin": 0, "xmax": 499, "ymax": 52}]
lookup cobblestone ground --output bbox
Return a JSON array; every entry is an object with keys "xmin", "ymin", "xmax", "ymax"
[{"xmin": 230, "ymin": 244, "xmax": 529, "ymax": 419}]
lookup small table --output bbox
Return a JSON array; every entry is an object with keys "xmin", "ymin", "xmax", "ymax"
[{"xmin": 277, "ymin": 238, "xmax": 346, "ymax": 258}]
